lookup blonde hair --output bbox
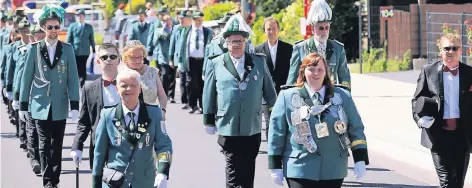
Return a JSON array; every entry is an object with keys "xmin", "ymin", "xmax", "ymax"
[
  {"xmin": 116, "ymin": 67, "xmax": 142, "ymax": 85},
  {"xmin": 439, "ymin": 33, "xmax": 462, "ymax": 47},
  {"xmin": 122, "ymin": 40, "xmax": 147, "ymax": 63}
]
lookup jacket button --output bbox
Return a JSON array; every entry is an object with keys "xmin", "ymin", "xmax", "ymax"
[
  {"xmin": 130, "ymin": 172, "xmax": 133, "ymax": 175},
  {"xmin": 241, "ymin": 98, "xmax": 244, "ymax": 101},
  {"xmin": 317, "ymin": 152, "xmax": 322, "ymax": 156}
]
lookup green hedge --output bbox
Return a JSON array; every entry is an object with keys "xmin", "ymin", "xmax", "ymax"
[
  {"xmin": 202, "ymin": 2, "xmax": 237, "ymax": 21},
  {"xmin": 349, "ymin": 48, "xmax": 411, "ymax": 73}
]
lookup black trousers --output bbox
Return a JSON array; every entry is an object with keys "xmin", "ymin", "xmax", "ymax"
[
  {"xmin": 431, "ymin": 130, "xmax": 470, "ymax": 188},
  {"xmin": 179, "ymin": 70, "xmax": 188, "ymax": 104},
  {"xmin": 13, "ymin": 107, "xmax": 19, "ymax": 136},
  {"xmin": 26, "ymin": 112, "xmax": 40, "ymax": 168},
  {"xmin": 262, "ymin": 104, "xmax": 271, "ymax": 139},
  {"xmin": 186, "ymin": 57, "xmax": 204, "ymax": 109},
  {"xmin": 286, "ymin": 178, "xmax": 344, "ymax": 188},
  {"xmin": 35, "ymin": 109, "xmax": 67, "ymax": 186},
  {"xmin": 1, "ymin": 86, "xmax": 7, "ymax": 105},
  {"xmin": 159, "ymin": 64, "xmax": 176, "ymax": 99},
  {"xmin": 75, "ymin": 55, "xmax": 89, "ymax": 88},
  {"xmin": 218, "ymin": 133, "xmax": 261, "ymax": 188},
  {"xmin": 16, "ymin": 110, "xmax": 27, "ymax": 145}
]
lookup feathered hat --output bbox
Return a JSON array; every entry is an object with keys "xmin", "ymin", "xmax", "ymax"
[
  {"xmin": 307, "ymin": 0, "xmax": 332, "ymax": 25},
  {"xmin": 38, "ymin": 4, "xmax": 65, "ymax": 26},
  {"xmin": 221, "ymin": 14, "xmax": 254, "ymax": 39}
]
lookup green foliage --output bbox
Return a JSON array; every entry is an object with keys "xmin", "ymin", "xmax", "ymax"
[
  {"xmin": 329, "ymin": 0, "xmax": 359, "ymax": 63},
  {"xmin": 159, "ymin": 0, "xmax": 185, "ymax": 14},
  {"xmin": 256, "ymin": 0, "xmax": 294, "ymax": 18},
  {"xmin": 251, "ymin": 0, "xmax": 304, "ymax": 46},
  {"xmin": 202, "ymin": 2, "xmax": 237, "ymax": 21},
  {"xmin": 104, "ymin": 0, "xmax": 116, "ymax": 19},
  {"xmin": 94, "ymin": 33, "xmax": 104, "ymax": 45},
  {"xmin": 124, "ymin": 0, "xmax": 146, "ymax": 15},
  {"xmin": 353, "ymin": 48, "xmax": 411, "ymax": 73}
]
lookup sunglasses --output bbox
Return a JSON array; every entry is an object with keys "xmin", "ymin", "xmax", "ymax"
[
  {"xmin": 46, "ymin": 25, "xmax": 60, "ymax": 30},
  {"xmin": 316, "ymin": 26, "xmax": 330, "ymax": 31},
  {"xmin": 226, "ymin": 40, "xmax": 245, "ymax": 46},
  {"xmin": 442, "ymin": 46, "xmax": 461, "ymax": 52},
  {"xmin": 100, "ymin": 55, "xmax": 118, "ymax": 61}
]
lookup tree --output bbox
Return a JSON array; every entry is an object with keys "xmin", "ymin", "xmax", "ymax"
[
  {"xmin": 256, "ymin": 0, "xmax": 294, "ymax": 18},
  {"xmin": 328, "ymin": 0, "xmax": 359, "ymax": 62},
  {"xmin": 202, "ymin": 2, "xmax": 237, "ymax": 21}
]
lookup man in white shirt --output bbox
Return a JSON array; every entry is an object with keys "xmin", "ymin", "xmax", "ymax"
[
  {"xmin": 412, "ymin": 33, "xmax": 472, "ymax": 188},
  {"xmin": 70, "ymin": 43, "xmax": 121, "ymax": 170}
]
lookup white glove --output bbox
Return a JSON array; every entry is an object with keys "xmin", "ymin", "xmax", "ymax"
[
  {"xmin": 154, "ymin": 173, "xmax": 167, "ymax": 188},
  {"xmin": 2, "ymin": 88, "xmax": 5, "ymax": 96},
  {"xmin": 270, "ymin": 169, "xmax": 284, "ymax": 186},
  {"xmin": 204, "ymin": 125, "xmax": 217, "ymax": 135},
  {"xmin": 353, "ymin": 161, "xmax": 366, "ymax": 180},
  {"xmin": 6, "ymin": 91, "xmax": 12, "ymax": 100},
  {"xmin": 19, "ymin": 111, "xmax": 29, "ymax": 122},
  {"xmin": 147, "ymin": 56, "xmax": 152, "ymax": 61},
  {"xmin": 0, "ymin": 80, "xmax": 4, "ymax": 87},
  {"xmin": 70, "ymin": 110, "xmax": 79, "ymax": 121},
  {"xmin": 418, "ymin": 116, "xmax": 434, "ymax": 128},
  {"xmin": 70, "ymin": 150, "xmax": 82, "ymax": 164},
  {"xmin": 12, "ymin": 100, "xmax": 19, "ymax": 110}
]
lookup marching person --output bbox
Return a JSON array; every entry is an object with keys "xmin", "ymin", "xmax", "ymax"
[
  {"xmin": 7, "ymin": 17, "xmax": 30, "ymax": 151},
  {"xmin": 147, "ymin": 15, "xmax": 176, "ymax": 103},
  {"xmin": 0, "ymin": 12, "xmax": 7, "ymax": 106},
  {"xmin": 128, "ymin": 8, "xmax": 150, "ymax": 65},
  {"xmin": 92, "ymin": 68, "xmax": 172, "ymax": 188},
  {"xmin": 70, "ymin": 43, "xmax": 122, "ymax": 170},
  {"xmin": 202, "ymin": 15, "xmax": 277, "ymax": 188},
  {"xmin": 285, "ymin": 0, "xmax": 351, "ymax": 90},
  {"xmin": 18, "ymin": 5, "xmax": 80, "ymax": 188},
  {"xmin": 178, "ymin": 10, "xmax": 213, "ymax": 114},
  {"xmin": 66, "ymin": 9, "xmax": 96, "ymax": 88},
  {"xmin": 255, "ymin": 17, "xmax": 293, "ymax": 139},
  {"xmin": 267, "ymin": 53, "xmax": 368, "ymax": 188},
  {"xmin": 168, "ymin": 10, "xmax": 192, "ymax": 109},
  {"xmin": 412, "ymin": 33, "xmax": 472, "ymax": 188}
]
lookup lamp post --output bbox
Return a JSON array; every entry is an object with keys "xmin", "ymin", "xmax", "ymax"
[{"xmin": 355, "ymin": 1, "xmax": 363, "ymax": 74}]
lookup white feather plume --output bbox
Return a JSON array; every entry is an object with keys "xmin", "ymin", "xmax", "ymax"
[
  {"xmin": 221, "ymin": 14, "xmax": 254, "ymax": 37},
  {"xmin": 307, "ymin": 0, "xmax": 332, "ymax": 25},
  {"xmin": 33, "ymin": 10, "xmax": 43, "ymax": 24}
]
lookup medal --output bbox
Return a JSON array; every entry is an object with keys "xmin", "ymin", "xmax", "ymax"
[
  {"xmin": 337, "ymin": 106, "xmax": 348, "ymax": 123},
  {"xmin": 116, "ymin": 135, "xmax": 121, "ymax": 146},
  {"xmin": 315, "ymin": 122, "xmax": 329, "ymax": 138},
  {"xmin": 253, "ymin": 75, "xmax": 258, "ymax": 80},
  {"xmin": 299, "ymin": 105, "xmax": 310, "ymax": 120},
  {"xmin": 290, "ymin": 111, "xmax": 301, "ymax": 125},
  {"xmin": 136, "ymin": 133, "xmax": 141, "ymax": 139},
  {"xmin": 138, "ymin": 127, "xmax": 146, "ymax": 133},
  {"xmin": 115, "ymin": 121, "xmax": 120, "ymax": 127},
  {"xmin": 138, "ymin": 142, "xmax": 143, "ymax": 149},
  {"xmin": 145, "ymin": 133, "xmax": 150, "ymax": 146},
  {"xmin": 334, "ymin": 120, "xmax": 347, "ymax": 134},
  {"xmin": 239, "ymin": 82, "xmax": 247, "ymax": 90},
  {"xmin": 291, "ymin": 93, "xmax": 303, "ymax": 109}
]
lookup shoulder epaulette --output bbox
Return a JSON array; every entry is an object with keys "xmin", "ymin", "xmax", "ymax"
[
  {"xmin": 332, "ymin": 39, "xmax": 344, "ymax": 46},
  {"xmin": 280, "ymin": 85, "xmax": 296, "ymax": 90},
  {"xmin": 103, "ymin": 104, "xmax": 118, "ymax": 109},
  {"xmin": 294, "ymin": 40, "xmax": 304, "ymax": 45},
  {"xmin": 334, "ymin": 84, "xmax": 351, "ymax": 92},
  {"xmin": 253, "ymin": 53, "xmax": 266, "ymax": 57},
  {"xmin": 208, "ymin": 54, "xmax": 220, "ymax": 60}
]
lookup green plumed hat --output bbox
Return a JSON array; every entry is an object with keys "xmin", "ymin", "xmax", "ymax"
[
  {"xmin": 18, "ymin": 17, "xmax": 30, "ymax": 29},
  {"xmin": 38, "ymin": 4, "xmax": 65, "ymax": 26},
  {"xmin": 223, "ymin": 16, "xmax": 248, "ymax": 39}
]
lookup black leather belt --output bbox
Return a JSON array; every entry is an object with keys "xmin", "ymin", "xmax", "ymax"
[{"xmin": 190, "ymin": 57, "xmax": 204, "ymax": 60}]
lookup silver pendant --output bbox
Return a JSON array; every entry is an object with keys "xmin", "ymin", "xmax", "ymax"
[
  {"xmin": 291, "ymin": 93, "xmax": 303, "ymax": 109},
  {"xmin": 116, "ymin": 135, "xmax": 121, "ymax": 146},
  {"xmin": 253, "ymin": 75, "xmax": 258, "ymax": 80},
  {"xmin": 138, "ymin": 142, "xmax": 143, "ymax": 149},
  {"xmin": 290, "ymin": 110, "xmax": 301, "ymax": 125},
  {"xmin": 239, "ymin": 82, "xmax": 247, "ymax": 90},
  {"xmin": 145, "ymin": 133, "xmax": 150, "ymax": 146},
  {"xmin": 334, "ymin": 120, "xmax": 347, "ymax": 134},
  {"xmin": 299, "ymin": 105, "xmax": 310, "ymax": 120}
]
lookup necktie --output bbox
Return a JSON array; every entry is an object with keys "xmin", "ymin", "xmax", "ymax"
[
  {"xmin": 318, "ymin": 43, "xmax": 326, "ymax": 59},
  {"xmin": 128, "ymin": 112, "xmax": 136, "ymax": 132},
  {"xmin": 314, "ymin": 92, "xmax": 322, "ymax": 105},
  {"xmin": 103, "ymin": 80, "xmax": 116, "ymax": 87},
  {"xmin": 443, "ymin": 66, "xmax": 459, "ymax": 76},
  {"xmin": 195, "ymin": 29, "xmax": 200, "ymax": 50}
]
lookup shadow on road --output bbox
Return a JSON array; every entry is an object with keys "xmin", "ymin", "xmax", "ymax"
[
  {"xmin": 63, "ymin": 133, "xmax": 76, "ymax": 136},
  {"xmin": 63, "ymin": 157, "xmax": 90, "ymax": 162},
  {"xmin": 348, "ymin": 167, "xmax": 391, "ymax": 172},
  {"xmin": 343, "ymin": 181, "xmax": 436, "ymax": 188},
  {"xmin": 63, "ymin": 145, "xmax": 89, "ymax": 150},
  {"xmin": 258, "ymin": 151, "xmax": 267, "ymax": 154},
  {"xmin": 61, "ymin": 169, "xmax": 92, "ymax": 174},
  {"xmin": 0, "ymin": 132, "xmax": 17, "ymax": 138}
]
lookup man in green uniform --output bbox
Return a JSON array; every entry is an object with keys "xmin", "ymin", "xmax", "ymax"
[
  {"xmin": 128, "ymin": 9, "xmax": 150, "ymax": 63},
  {"xmin": 18, "ymin": 5, "xmax": 80, "ymax": 188},
  {"xmin": 285, "ymin": 0, "xmax": 351, "ymax": 90},
  {"xmin": 0, "ymin": 12, "xmax": 8, "ymax": 105},
  {"xmin": 66, "ymin": 9, "xmax": 96, "ymax": 88},
  {"xmin": 202, "ymin": 14, "xmax": 277, "ymax": 188}
]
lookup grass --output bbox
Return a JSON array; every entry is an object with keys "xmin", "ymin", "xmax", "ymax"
[{"xmin": 347, "ymin": 63, "xmax": 361, "ymax": 74}]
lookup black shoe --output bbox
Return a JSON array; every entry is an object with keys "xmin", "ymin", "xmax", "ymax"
[
  {"xmin": 20, "ymin": 143, "xmax": 26, "ymax": 149},
  {"xmin": 189, "ymin": 107, "xmax": 198, "ymax": 114},
  {"xmin": 44, "ymin": 183, "xmax": 53, "ymax": 188},
  {"xmin": 32, "ymin": 163, "xmax": 41, "ymax": 175},
  {"xmin": 182, "ymin": 104, "xmax": 189, "ymax": 110},
  {"xmin": 15, "ymin": 133, "xmax": 19, "ymax": 138},
  {"xmin": 170, "ymin": 98, "xmax": 176, "ymax": 103},
  {"xmin": 198, "ymin": 108, "xmax": 203, "ymax": 114}
]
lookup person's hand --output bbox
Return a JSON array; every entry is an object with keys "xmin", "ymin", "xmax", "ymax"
[
  {"xmin": 418, "ymin": 116, "xmax": 434, "ymax": 128},
  {"xmin": 353, "ymin": 161, "xmax": 366, "ymax": 180},
  {"xmin": 70, "ymin": 110, "xmax": 79, "ymax": 121},
  {"xmin": 70, "ymin": 150, "xmax": 82, "ymax": 164},
  {"xmin": 270, "ymin": 169, "xmax": 284, "ymax": 186},
  {"xmin": 154, "ymin": 173, "xmax": 167, "ymax": 188},
  {"xmin": 12, "ymin": 100, "xmax": 19, "ymax": 110},
  {"xmin": 204, "ymin": 125, "xmax": 217, "ymax": 135},
  {"xmin": 19, "ymin": 111, "xmax": 29, "ymax": 122},
  {"xmin": 169, "ymin": 61, "xmax": 174, "ymax": 68}
]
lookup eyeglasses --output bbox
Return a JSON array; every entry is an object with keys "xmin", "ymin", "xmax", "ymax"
[
  {"xmin": 442, "ymin": 46, "xmax": 461, "ymax": 52},
  {"xmin": 46, "ymin": 25, "xmax": 60, "ymax": 30},
  {"xmin": 315, "ymin": 26, "xmax": 330, "ymax": 31},
  {"xmin": 100, "ymin": 55, "xmax": 119, "ymax": 61},
  {"xmin": 226, "ymin": 40, "xmax": 245, "ymax": 46},
  {"xmin": 128, "ymin": 56, "xmax": 143, "ymax": 61}
]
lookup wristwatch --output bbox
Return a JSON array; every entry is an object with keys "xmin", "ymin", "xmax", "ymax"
[{"xmin": 161, "ymin": 108, "xmax": 166, "ymax": 113}]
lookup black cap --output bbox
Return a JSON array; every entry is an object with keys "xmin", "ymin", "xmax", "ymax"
[
  {"xmin": 76, "ymin": 9, "xmax": 86, "ymax": 15},
  {"xmin": 13, "ymin": 9, "xmax": 25, "ymax": 17},
  {"xmin": 414, "ymin": 96, "xmax": 439, "ymax": 117},
  {"xmin": 137, "ymin": 8, "xmax": 146, "ymax": 15}
]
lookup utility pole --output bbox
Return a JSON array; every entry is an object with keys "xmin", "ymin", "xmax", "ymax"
[{"xmin": 241, "ymin": 0, "xmax": 247, "ymax": 20}]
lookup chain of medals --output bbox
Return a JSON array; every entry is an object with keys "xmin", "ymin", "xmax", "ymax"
[
  {"xmin": 290, "ymin": 92, "xmax": 351, "ymax": 153},
  {"xmin": 238, "ymin": 68, "xmax": 259, "ymax": 91}
]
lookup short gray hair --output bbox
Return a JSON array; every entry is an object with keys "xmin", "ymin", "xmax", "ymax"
[{"xmin": 116, "ymin": 67, "xmax": 142, "ymax": 85}]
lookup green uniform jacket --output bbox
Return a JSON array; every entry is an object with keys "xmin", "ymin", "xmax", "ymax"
[
  {"xmin": 5, "ymin": 41, "xmax": 21, "ymax": 92},
  {"xmin": 286, "ymin": 38, "xmax": 351, "ymax": 89},
  {"xmin": 13, "ymin": 43, "xmax": 30, "ymax": 100},
  {"xmin": 66, "ymin": 22, "xmax": 96, "ymax": 56},
  {"xmin": 175, "ymin": 26, "xmax": 212, "ymax": 72},
  {"xmin": 92, "ymin": 102, "xmax": 172, "ymax": 188},
  {"xmin": 267, "ymin": 86, "xmax": 369, "ymax": 181},
  {"xmin": 1, "ymin": 43, "xmax": 13, "ymax": 84},
  {"xmin": 168, "ymin": 25, "xmax": 184, "ymax": 68},
  {"xmin": 19, "ymin": 40, "xmax": 80, "ymax": 121},
  {"xmin": 147, "ymin": 24, "xmax": 175, "ymax": 65},
  {"xmin": 128, "ymin": 21, "xmax": 150, "ymax": 46},
  {"xmin": 203, "ymin": 52, "xmax": 277, "ymax": 136}
]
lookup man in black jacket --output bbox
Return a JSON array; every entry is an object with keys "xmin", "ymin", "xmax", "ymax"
[
  {"xmin": 255, "ymin": 17, "xmax": 293, "ymax": 138},
  {"xmin": 412, "ymin": 33, "xmax": 472, "ymax": 188}
]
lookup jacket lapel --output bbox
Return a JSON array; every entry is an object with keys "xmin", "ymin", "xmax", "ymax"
[
  {"xmin": 136, "ymin": 102, "xmax": 151, "ymax": 141},
  {"xmin": 264, "ymin": 42, "xmax": 274, "ymax": 71},
  {"xmin": 113, "ymin": 103, "xmax": 128, "ymax": 143},
  {"xmin": 94, "ymin": 78, "xmax": 104, "ymax": 110},
  {"xmin": 437, "ymin": 62, "xmax": 444, "ymax": 99},
  {"xmin": 326, "ymin": 40, "xmax": 334, "ymax": 62},
  {"xmin": 223, "ymin": 53, "xmax": 240, "ymax": 81},
  {"xmin": 203, "ymin": 27, "xmax": 210, "ymax": 45},
  {"xmin": 299, "ymin": 86, "xmax": 314, "ymax": 107},
  {"xmin": 39, "ymin": 40, "xmax": 53, "ymax": 68},
  {"xmin": 51, "ymin": 41, "xmax": 63, "ymax": 69},
  {"xmin": 459, "ymin": 63, "xmax": 468, "ymax": 114},
  {"xmin": 242, "ymin": 53, "xmax": 255, "ymax": 81},
  {"xmin": 78, "ymin": 23, "xmax": 85, "ymax": 37}
]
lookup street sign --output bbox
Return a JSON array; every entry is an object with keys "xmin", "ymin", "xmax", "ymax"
[{"xmin": 380, "ymin": 6, "xmax": 394, "ymax": 20}]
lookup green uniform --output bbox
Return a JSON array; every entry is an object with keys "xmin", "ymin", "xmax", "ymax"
[
  {"xmin": 92, "ymin": 102, "xmax": 173, "ymax": 188},
  {"xmin": 5, "ymin": 41, "xmax": 22, "ymax": 92},
  {"xmin": 175, "ymin": 26, "xmax": 213, "ymax": 72},
  {"xmin": 203, "ymin": 52, "xmax": 277, "ymax": 136},
  {"xmin": 128, "ymin": 20, "xmax": 150, "ymax": 46},
  {"xmin": 66, "ymin": 22, "xmax": 96, "ymax": 56},
  {"xmin": 168, "ymin": 25, "xmax": 185, "ymax": 67},
  {"xmin": 19, "ymin": 40, "xmax": 80, "ymax": 120},
  {"xmin": 147, "ymin": 23, "xmax": 174, "ymax": 65},
  {"xmin": 13, "ymin": 43, "xmax": 30, "ymax": 100},
  {"xmin": 268, "ymin": 86, "xmax": 368, "ymax": 180},
  {"xmin": 286, "ymin": 38, "xmax": 351, "ymax": 89}
]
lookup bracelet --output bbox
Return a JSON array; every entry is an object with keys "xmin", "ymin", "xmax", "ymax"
[{"xmin": 161, "ymin": 108, "xmax": 166, "ymax": 113}]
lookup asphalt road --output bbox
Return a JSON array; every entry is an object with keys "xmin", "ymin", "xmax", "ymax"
[{"xmin": 0, "ymin": 77, "xmax": 448, "ymax": 188}]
